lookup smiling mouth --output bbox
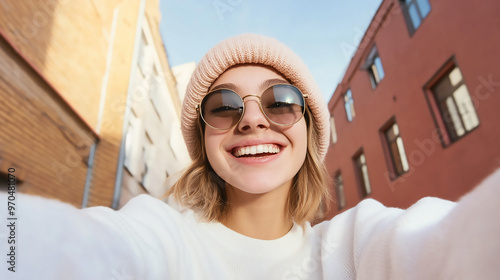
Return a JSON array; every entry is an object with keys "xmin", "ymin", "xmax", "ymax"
[{"xmin": 232, "ymin": 144, "xmax": 281, "ymax": 158}]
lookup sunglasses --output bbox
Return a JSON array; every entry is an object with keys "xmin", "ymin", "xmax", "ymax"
[{"xmin": 196, "ymin": 84, "xmax": 308, "ymax": 130}]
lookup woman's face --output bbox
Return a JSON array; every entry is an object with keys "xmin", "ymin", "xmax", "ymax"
[{"xmin": 204, "ymin": 65, "xmax": 308, "ymax": 195}]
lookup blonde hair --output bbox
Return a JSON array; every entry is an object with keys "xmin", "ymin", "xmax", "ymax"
[{"xmin": 165, "ymin": 107, "xmax": 331, "ymax": 225}]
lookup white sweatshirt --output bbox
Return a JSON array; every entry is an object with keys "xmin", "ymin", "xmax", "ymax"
[{"xmin": 1, "ymin": 169, "xmax": 499, "ymax": 280}]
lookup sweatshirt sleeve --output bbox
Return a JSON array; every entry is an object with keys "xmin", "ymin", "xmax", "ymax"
[
  {"xmin": 0, "ymin": 193, "xmax": 186, "ymax": 280},
  {"xmin": 320, "ymin": 168, "xmax": 500, "ymax": 280}
]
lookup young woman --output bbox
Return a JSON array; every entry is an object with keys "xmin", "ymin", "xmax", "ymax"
[{"xmin": 1, "ymin": 34, "xmax": 499, "ymax": 280}]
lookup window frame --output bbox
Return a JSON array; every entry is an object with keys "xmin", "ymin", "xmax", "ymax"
[
  {"xmin": 333, "ymin": 171, "xmax": 346, "ymax": 210},
  {"xmin": 353, "ymin": 150, "xmax": 372, "ymax": 197},
  {"xmin": 363, "ymin": 46, "xmax": 385, "ymax": 89},
  {"xmin": 400, "ymin": 0, "xmax": 432, "ymax": 36},
  {"xmin": 423, "ymin": 57, "xmax": 480, "ymax": 147},
  {"xmin": 344, "ymin": 89, "xmax": 355, "ymax": 122},
  {"xmin": 330, "ymin": 116, "xmax": 338, "ymax": 144},
  {"xmin": 380, "ymin": 118, "xmax": 410, "ymax": 179}
]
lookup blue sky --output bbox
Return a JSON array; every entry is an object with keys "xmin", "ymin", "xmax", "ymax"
[{"xmin": 159, "ymin": 0, "xmax": 383, "ymax": 102}]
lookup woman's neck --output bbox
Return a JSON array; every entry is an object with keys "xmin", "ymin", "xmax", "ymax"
[{"xmin": 221, "ymin": 183, "xmax": 293, "ymax": 240}]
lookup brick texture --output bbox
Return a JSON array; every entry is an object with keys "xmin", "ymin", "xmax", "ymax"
[
  {"xmin": 325, "ymin": 0, "xmax": 500, "ymax": 218},
  {"xmin": 0, "ymin": 0, "xmax": 147, "ymax": 207},
  {"xmin": 0, "ymin": 35, "xmax": 96, "ymax": 206}
]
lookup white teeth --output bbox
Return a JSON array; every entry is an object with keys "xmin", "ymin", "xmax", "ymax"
[
  {"xmin": 256, "ymin": 145, "xmax": 264, "ymax": 154},
  {"xmin": 233, "ymin": 144, "xmax": 281, "ymax": 157}
]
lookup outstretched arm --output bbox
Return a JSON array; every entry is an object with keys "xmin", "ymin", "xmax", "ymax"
[
  {"xmin": 0, "ymin": 193, "xmax": 184, "ymax": 279},
  {"xmin": 320, "ymin": 168, "xmax": 500, "ymax": 279}
]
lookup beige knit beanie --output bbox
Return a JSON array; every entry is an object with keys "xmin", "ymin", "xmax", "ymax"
[{"xmin": 181, "ymin": 33, "xmax": 330, "ymax": 161}]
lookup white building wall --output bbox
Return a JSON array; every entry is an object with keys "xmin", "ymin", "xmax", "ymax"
[
  {"xmin": 172, "ymin": 62, "xmax": 196, "ymax": 103},
  {"xmin": 121, "ymin": 16, "xmax": 190, "ymax": 202}
]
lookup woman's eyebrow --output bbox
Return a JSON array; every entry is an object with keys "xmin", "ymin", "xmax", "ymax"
[
  {"xmin": 210, "ymin": 83, "xmax": 239, "ymax": 92},
  {"xmin": 260, "ymin": 78, "xmax": 290, "ymax": 90}
]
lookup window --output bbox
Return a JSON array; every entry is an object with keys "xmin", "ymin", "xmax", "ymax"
[
  {"xmin": 431, "ymin": 66, "xmax": 479, "ymax": 143},
  {"xmin": 354, "ymin": 152, "xmax": 371, "ymax": 197},
  {"xmin": 401, "ymin": 0, "xmax": 431, "ymax": 34},
  {"xmin": 333, "ymin": 172, "xmax": 345, "ymax": 210},
  {"xmin": 365, "ymin": 46, "xmax": 385, "ymax": 88},
  {"xmin": 330, "ymin": 116, "xmax": 338, "ymax": 144},
  {"xmin": 384, "ymin": 122, "xmax": 410, "ymax": 177},
  {"xmin": 344, "ymin": 89, "xmax": 355, "ymax": 122}
]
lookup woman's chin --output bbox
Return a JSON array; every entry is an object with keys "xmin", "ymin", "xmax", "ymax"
[{"xmin": 225, "ymin": 178, "xmax": 291, "ymax": 196}]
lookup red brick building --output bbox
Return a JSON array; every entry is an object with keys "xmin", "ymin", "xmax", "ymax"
[{"xmin": 324, "ymin": 0, "xmax": 500, "ymax": 218}]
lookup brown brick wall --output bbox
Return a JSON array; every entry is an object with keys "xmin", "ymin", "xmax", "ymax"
[
  {"xmin": 0, "ymin": 0, "xmax": 144, "ymax": 207},
  {"xmin": 0, "ymin": 35, "xmax": 96, "ymax": 207},
  {"xmin": 0, "ymin": 0, "xmax": 112, "ymax": 130}
]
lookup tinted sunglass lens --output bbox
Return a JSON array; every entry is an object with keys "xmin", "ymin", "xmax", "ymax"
[
  {"xmin": 201, "ymin": 90, "xmax": 243, "ymax": 129},
  {"xmin": 261, "ymin": 85, "xmax": 305, "ymax": 125}
]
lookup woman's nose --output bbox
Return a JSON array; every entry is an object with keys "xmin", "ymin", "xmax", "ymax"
[{"xmin": 237, "ymin": 98, "xmax": 270, "ymax": 132}]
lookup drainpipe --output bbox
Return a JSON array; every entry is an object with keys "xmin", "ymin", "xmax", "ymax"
[
  {"xmin": 111, "ymin": 0, "xmax": 146, "ymax": 209},
  {"xmin": 81, "ymin": 6, "xmax": 121, "ymax": 208},
  {"xmin": 81, "ymin": 142, "xmax": 96, "ymax": 208}
]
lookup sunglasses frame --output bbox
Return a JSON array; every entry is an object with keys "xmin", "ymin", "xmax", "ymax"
[{"xmin": 196, "ymin": 83, "xmax": 309, "ymax": 130}]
